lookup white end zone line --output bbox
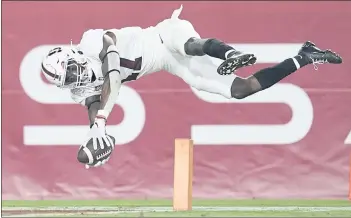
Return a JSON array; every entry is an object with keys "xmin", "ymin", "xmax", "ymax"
[{"xmin": 3, "ymin": 206, "xmax": 351, "ymax": 217}]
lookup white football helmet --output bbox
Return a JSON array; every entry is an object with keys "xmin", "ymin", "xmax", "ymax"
[{"xmin": 41, "ymin": 47, "xmax": 92, "ymax": 88}]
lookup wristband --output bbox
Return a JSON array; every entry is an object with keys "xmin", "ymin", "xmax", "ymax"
[
  {"xmin": 95, "ymin": 110, "xmax": 108, "ymax": 127},
  {"xmin": 97, "ymin": 110, "xmax": 108, "ymax": 120}
]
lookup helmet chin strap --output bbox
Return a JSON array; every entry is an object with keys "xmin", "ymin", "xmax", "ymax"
[
  {"xmin": 78, "ymin": 65, "xmax": 93, "ymax": 85},
  {"xmin": 85, "ymin": 66, "xmax": 93, "ymax": 82}
]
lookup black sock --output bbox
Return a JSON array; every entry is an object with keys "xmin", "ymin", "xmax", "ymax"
[
  {"xmin": 253, "ymin": 55, "xmax": 309, "ymax": 90},
  {"xmin": 203, "ymin": 38, "xmax": 235, "ymax": 60}
]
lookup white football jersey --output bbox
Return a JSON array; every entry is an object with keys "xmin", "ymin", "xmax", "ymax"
[
  {"xmin": 67, "ymin": 6, "xmax": 236, "ymax": 107},
  {"xmin": 70, "ymin": 27, "xmax": 166, "ymax": 104}
]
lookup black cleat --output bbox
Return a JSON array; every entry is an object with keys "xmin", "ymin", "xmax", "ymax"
[
  {"xmin": 298, "ymin": 41, "xmax": 342, "ymax": 69},
  {"xmin": 217, "ymin": 51, "xmax": 257, "ymax": 75}
]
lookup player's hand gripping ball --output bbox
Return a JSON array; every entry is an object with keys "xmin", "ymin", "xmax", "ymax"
[{"xmin": 77, "ymin": 119, "xmax": 115, "ymax": 168}]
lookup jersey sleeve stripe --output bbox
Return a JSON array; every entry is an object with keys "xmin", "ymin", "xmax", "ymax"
[{"xmin": 121, "ymin": 57, "xmax": 142, "ymax": 70}]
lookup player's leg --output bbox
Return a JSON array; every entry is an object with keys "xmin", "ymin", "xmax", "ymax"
[
  {"xmin": 230, "ymin": 41, "xmax": 342, "ymax": 99},
  {"xmin": 184, "ymin": 38, "xmax": 256, "ymax": 75},
  {"xmin": 167, "ymin": 41, "xmax": 341, "ymax": 100},
  {"xmin": 158, "ymin": 18, "xmax": 256, "ymax": 75},
  {"xmin": 164, "ymin": 51, "xmax": 234, "ymax": 99}
]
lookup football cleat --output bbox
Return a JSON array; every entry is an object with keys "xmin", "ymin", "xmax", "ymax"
[
  {"xmin": 298, "ymin": 41, "xmax": 342, "ymax": 70},
  {"xmin": 217, "ymin": 51, "xmax": 257, "ymax": 75}
]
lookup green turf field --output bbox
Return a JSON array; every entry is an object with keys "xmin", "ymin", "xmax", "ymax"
[{"xmin": 2, "ymin": 199, "xmax": 351, "ymax": 217}]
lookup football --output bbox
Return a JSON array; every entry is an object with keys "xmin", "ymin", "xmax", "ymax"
[{"xmin": 77, "ymin": 135, "xmax": 115, "ymax": 165}]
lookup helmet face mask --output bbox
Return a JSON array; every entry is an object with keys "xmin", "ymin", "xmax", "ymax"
[
  {"xmin": 42, "ymin": 47, "xmax": 92, "ymax": 89},
  {"xmin": 62, "ymin": 57, "xmax": 91, "ymax": 88}
]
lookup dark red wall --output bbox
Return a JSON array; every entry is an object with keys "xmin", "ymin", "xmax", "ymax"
[{"xmin": 3, "ymin": 1, "xmax": 351, "ymax": 199}]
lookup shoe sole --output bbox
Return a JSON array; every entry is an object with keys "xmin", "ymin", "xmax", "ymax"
[
  {"xmin": 298, "ymin": 50, "xmax": 342, "ymax": 64},
  {"xmin": 217, "ymin": 54, "xmax": 257, "ymax": 75}
]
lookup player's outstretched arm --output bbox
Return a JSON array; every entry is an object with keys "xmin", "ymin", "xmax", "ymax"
[
  {"xmin": 77, "ymin": 32, "xmax": 120, "ymax": 169},
  {"xmin": 84, "ymin": 95, "xmax": 101, "ymax": 127},
  {"xmin": 97, "ymin": 32, "xmax": 122, "ymax": 121}
]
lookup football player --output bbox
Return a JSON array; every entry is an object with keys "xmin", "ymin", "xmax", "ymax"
[{"xmin": 41, "ymin": 5, "xmax": 342, "ymax": 168}]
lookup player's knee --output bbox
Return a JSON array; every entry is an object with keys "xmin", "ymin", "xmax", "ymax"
[
  {"xmin": 230, "ymin": 78, "xmax": 254, "ymax": 99},
  {"xmin": 184, "ymin": 37, "xmax": 206, "ymax": 56},
  {"xmin": 231, "ymin": 91, "xmax": 248, "ymax": 99},
  {"xmin": 172, "ymin": 20, "xmax": 201, "ymax": 56}
]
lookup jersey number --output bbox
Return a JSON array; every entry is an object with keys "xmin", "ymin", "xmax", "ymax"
[{"xmin": 121, "ymin": 57, "xmax": 142, "ymax": 83}]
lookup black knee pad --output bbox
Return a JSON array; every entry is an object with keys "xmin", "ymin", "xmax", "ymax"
[
  {"xmin": 184, "ymin": 37, "xmax": 206, "ymax": 56},
  {"xmin": 230, "ymin": 78, "xmax": 251, "ymax": 99}
]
